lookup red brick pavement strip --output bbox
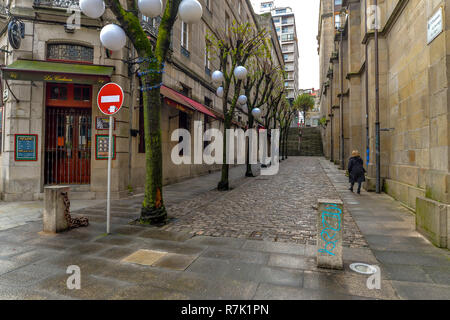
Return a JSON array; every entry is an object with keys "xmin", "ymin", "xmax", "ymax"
[{"xmin": 161, "ymin": 157, "xmax": 368, "ymax": 248}]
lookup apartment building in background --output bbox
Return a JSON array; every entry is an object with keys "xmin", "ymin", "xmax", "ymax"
[{"xmin": 252, "ymin": 0, "xmax": 299, "ymax": 100}]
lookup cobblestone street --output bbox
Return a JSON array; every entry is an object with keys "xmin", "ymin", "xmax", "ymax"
[{"xmin": 161, "ymin": 157, "xmax": 367, "ymax": 248}]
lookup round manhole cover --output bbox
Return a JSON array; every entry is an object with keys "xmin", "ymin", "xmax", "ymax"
[{"xmin": 349, "ymin": 263, "xmax": 378, "ymax": 275}]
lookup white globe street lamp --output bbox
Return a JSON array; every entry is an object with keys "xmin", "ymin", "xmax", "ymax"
[
  {"xmin": 216, "ymin": 86, "xmax": 224, "ymax": 98},
  {"xmin": 252, "ymin": 108, "xmax": 261, "ymax": 117},
  {"xmin": 138, "ymin": 0, "xmax": 162, "ymax": 18},
  {"xmin": 79, "ymin": 0, "xmax": 105, "ymax": 19},
  {"xmin": 100, "ymin": 24, "xmax": 127, "ymax": 51},
  {"xmin": 238, "ymin": 95, "xmax": 247, "ymax": 105},
  {"xmin": 234, "ymin": 66, "xmax": 247, "ymax": 80},
  {"xmin": 178, "ymin": 0, "xmax": 203, "ymax": 24},
  {"xmin": 212, "ymin": 70, "xmax": 224, "ymax": 83}
]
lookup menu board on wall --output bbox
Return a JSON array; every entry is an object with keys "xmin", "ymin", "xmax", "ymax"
[
  {"xmin": 15, "ymin": 134, "xmax": 38, "ymax": 161},
  {"xmin": 96, "ymin": 116, "xmax": 116, "ymax": 130},
  {"xmin": 95, "ymin": 135, "xmax": 116, "ymax": 160}
]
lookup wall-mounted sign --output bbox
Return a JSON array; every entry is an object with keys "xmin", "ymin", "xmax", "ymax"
[
  {"xmin": 428, "ymin": 7, "xmax": 443, "ymax": 44},
  {"xmin": 15, "ymin": 134, "xmax": 38, "ymax": 161},
  {"xmin": 96, "ymin": 116, "xmax": 116, "ymax": 130},
  {"xmin": 7, "ymin": 20, "xmax": 25, "ymax": 50},
  {"xmin": 95, "ymin": 134, "xmax": 116, "ymax": 160},
  {"xmin": 3, "ymin": 89, "xmax": 8, "ymax": 102}
]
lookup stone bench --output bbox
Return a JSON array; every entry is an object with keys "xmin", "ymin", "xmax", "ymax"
[
  {"xmin": 43, "ymin": 186, "xmax": 70, "ymax": 233},
  {"xmin": 317, "ymin": 199, "xmax": 344, "ymax": 270}
]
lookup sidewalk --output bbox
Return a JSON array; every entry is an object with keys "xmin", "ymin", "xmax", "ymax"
[
  {"xmin": 320, "ymin": 159, "xmax": 450, "ymax": 299},
  {"xmin": 0, "ymin": 165, "xmax": 254, "ymax": 232}
]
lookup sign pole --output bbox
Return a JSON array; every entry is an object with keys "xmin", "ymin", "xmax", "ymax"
[
  {"xmin": 97, "ymin": 82, "xmax": 124, "ymax": 235},
  {"xmin": 106, "ymin": 116, "xmax": 113, "ymax": 234}
]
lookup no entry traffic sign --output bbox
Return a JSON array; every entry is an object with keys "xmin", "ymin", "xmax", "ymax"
[
  {"xmin": 97, "ymin": 82, "xmax": 123, "ymax": 235},
  {"xmin": 97, "ymin": 82, "xmax": 124, "ymax": 115}
]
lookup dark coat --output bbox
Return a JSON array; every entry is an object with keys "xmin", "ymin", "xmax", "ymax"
[{"xmin": 348, "ymin": 156, "xmax": 366, "ymax": 183}]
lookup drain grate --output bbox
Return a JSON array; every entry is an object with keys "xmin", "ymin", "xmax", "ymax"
[{"xmin": 350, "ymin": 263, "xmax": 377, "ymax": 275}]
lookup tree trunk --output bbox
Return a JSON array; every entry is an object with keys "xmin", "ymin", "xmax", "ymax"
[
  {"xmin": 140, "ymin": 72, "xmax": 166, "ymax": 224},
  {"xmin": 284, "ymin": 127, "xmax": 289, "ymax": 159},
  {"xmin": 245, "ymin": 114, "xmax": 255, "ymax": 177},
  {"xmin": 218, "ymin": 115, "xmax": 231, "ymax": 190}
]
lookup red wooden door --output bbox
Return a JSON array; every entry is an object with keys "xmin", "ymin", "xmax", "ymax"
[{"xmin": 44, "ymin": 84, "xmax": 92, "ymax": 185}]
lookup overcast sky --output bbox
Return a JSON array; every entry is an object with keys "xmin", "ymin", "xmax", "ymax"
[{"xmin": 271, "ymin": 0, "xmax": 320, "ymax": 90}]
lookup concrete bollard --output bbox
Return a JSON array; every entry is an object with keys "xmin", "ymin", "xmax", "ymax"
[
  {"xmin": 317, "ymin": 199, "xmax": 344, "ymax": 270},
  {"xmin": 43, "ymin": 186, "xmax": 70, "ymax": 233}
]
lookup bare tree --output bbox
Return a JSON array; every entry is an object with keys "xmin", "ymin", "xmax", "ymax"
[{"xmin": 207, "ymin": 22, "xmax": 268, "ymax": 190}]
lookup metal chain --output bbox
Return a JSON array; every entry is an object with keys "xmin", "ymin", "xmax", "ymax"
[{"xmin": 61, "ymin": 192, "xmax": 89, "ymax": 229}]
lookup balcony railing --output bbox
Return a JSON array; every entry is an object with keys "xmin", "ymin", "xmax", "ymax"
[
  {"xmin": 33, "ymin": 0, "xmax": 79, "ymax": 8},
  {"xmin": 141, "ymin": 16, "xmax": 161, "ymax": 38}
]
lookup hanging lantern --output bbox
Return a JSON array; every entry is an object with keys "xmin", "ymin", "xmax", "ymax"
[
  {"xmin": 79, "ymin": 0, "xmax": 105, "ymax": 19},
  {"xmin": 212, "ymin": 70, "xmax": 224, "ymax": 83},
  {"xmin": 238, "ymin": 95, "xmax": 247, "ymax": 105},
  {"xmin": 138, "ymin": 0, "xmax": 162, "ymax": 18},
  {"xmin": 252, "ymin": 108, "xmax": 261, "ymax": 117},
  {"xmin": 234, "ymin": 66, "xmax": 248, "ymax": 80},
  {"xmin": 100, "ymin": 24, "xmax": 126, "ymax": 51},
  {"xmin": 216, "ymin": 86, "xmax": 224, "ymax": 98},
  {"xmin": 178, "ymin": 0, "xmax": 203, "ymax": 24}
]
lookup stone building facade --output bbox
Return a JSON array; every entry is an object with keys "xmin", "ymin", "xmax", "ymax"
[
  {"xmin": 0, "ymin": 0, "xmax": 283, "ymax": 201},
  {"xmin": 318, "ymin": 0, "xmax": 450, "ymax": 249}
]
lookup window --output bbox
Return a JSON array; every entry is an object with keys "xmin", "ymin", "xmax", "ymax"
[
  {"xmin": 273, "ymin": 17, "xmax": 280, "ymax": 23},
  {"xmin": 181, "ymin": 84, "xmax": 191, "ymax": 98},
  {"xmin": 282, "ymin": 17, "xmax": 288, "ymax": 25},
  {"xmin": 281, "ymin": 34, "xmax": 294, "ymax": 41},
  {"xmin": 47, "ymin": 43, "xmax": 94, "ymax": 63},
  {"xmin": 275, "ymin": 9, "xmax": 286, "ymax": 14},
  {"xmin": 334, "ymin": 13, "xmax": 341, "ymax": 29},
  {"xmin": 49, "ymin": 85, "xmax": 68, "ymax": 100},
  {"xmin": 204, "ymin": 96, "xmax": 213, "ymax": 108},
  {"xmin": 335, "ymin": 0, "xmax": 343, "ymax": 5},
  {"xmin": 74, "ymin": 86, "xmax": 91, "ymax": 101},
  {"xmin": 181, "ymin": 21, "xmax": 189, "ymax": 50},
  {"xmin": 205, "ymin": 40, "xmax": 211, "ymax": 70}
]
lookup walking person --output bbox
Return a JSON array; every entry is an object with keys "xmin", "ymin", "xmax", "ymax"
[{"xmin": 348, "ymin": 150, "xmax": 366, "ymax": 194}]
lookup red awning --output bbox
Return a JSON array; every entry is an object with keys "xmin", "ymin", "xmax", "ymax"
[
  {"xmin": 160, "ymin": 85, "xmax": 195, "ymax": 112},
  {"xmin": 161, "ymin": 85, "xmax": 216, "ymax": 119}
]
